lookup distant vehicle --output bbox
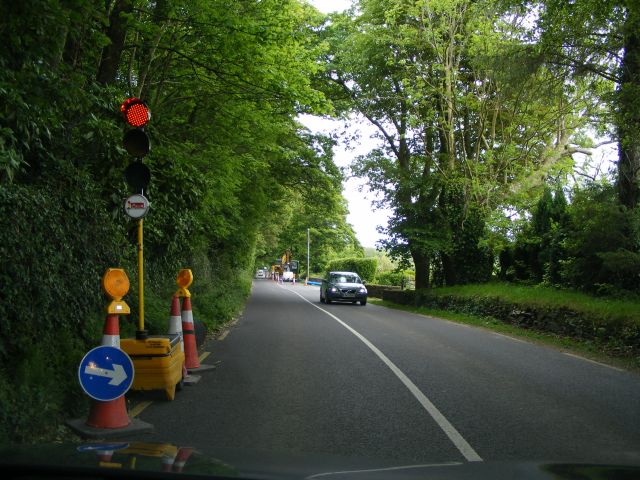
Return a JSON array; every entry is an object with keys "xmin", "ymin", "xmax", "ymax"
[
  {"xmin": 320, "ymin": 271, "xmax": 367, "ymax": 306},
  {"xmin": 282, "ymin": 271, "xmax": 295, "ymax": 282},
  {"xmin": 256, "ymin": 269, "xmax": 266, "ymax": 278},
  {"xmin": 272, "ymin": 250, "xmax": 298, "ymax": 282}
]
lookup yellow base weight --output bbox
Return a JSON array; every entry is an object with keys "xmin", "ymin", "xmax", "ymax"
[{"xmin": 121, "ymin": 335, "xmax": 185, "ymax": 401}]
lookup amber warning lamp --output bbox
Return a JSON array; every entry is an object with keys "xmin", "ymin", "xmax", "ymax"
[
  {"xmin": 121, "ymin": 97, "xmax": 151, "ymax": 157},
  {"xmin": 175, "ymin": 268, "xmax": 193, "ymax": 298},
  {"xmin": 102, "ymin": 268, "xmax": 131, "ymax": 314}
]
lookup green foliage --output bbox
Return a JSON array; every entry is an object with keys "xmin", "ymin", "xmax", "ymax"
[
  {"xmin": 432, "ymin": 187, "xmax": 493, "ymax": 286},
  {"xmin": 325, "ymin": 257, "xmax": 377, "ymax": 282},
  {"xmin": 254, "ymin": 133, "xmax": 363, "ymax": 275},
  {"xmin": 0, "ymin": 168, "xmax": 126, "ymax": 442},
  {"xmin": 375, "ymin": 270, "xmax": 413, "ymax": 287},
  {"xmin": 323, "ymin": 0, "xmax": 587, "ymax": 288},
  {"xmin": 560, "ymin": 183, "xmax": 640, "ymax": 293},
  {"xmin": 533, "ymin": 0, "xmax": 639, "ymax": 208},
  {"xmin": 0, "ymin": 0, "xmax": 346, "ymax": 444},
  {"xmin": 500, "ymin": 186, "xmax": 568, "ymax": 285}
]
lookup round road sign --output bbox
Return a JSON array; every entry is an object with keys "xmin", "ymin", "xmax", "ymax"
[
  {"xmin": 78, "ymin": 346, "xmax": 134, "ymax": 401},
  {"xmin": 124, "ymin": 194, "xmax": 150, "ymax": 219}
]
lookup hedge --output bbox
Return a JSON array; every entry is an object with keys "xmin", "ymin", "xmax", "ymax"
[
  {"xmin": 325, "ymin": 257, "xmax": 377, "ymax": 282},
  {"xmin": 366, "ymin": 284, "xmax": 401, "ymax": 298}
]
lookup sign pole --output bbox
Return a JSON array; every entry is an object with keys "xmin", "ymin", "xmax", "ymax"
[{"xmin": 137, "ymin": 217, "xmax": 145, "ymax": 338}]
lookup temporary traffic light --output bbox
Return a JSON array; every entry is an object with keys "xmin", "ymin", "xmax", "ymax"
[
  {"xmin": 121, "ymin": 97, "xmax": 150, "ymax": 157},
  {"xmin": 121, "ymin": 97, "xmax": 150, "ymax": 128}
]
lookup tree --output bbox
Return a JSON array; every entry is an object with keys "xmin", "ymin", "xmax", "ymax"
[
  {"xmin": 322, "ymin": 0, "xmax": 591, "ymax": 288},
  {"xmin": 532, "ymin": 0, "xmax": 640, "ymax": 209},
  {"xmin": 256, "ymin": 132, "xmax": 363, "ymax": 274}
]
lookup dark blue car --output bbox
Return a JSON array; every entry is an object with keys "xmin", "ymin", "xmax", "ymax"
[{"xmin": 320, "ymin": 271, "xmax": 367, "ymax": 306}]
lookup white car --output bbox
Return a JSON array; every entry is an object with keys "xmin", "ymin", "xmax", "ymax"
[
  {"xmin": 256, "ymin": 270, "xmax": 266, "ymax": 278},
  {"xmin": 282, "ymin": 271, "xmax": 294, "ymax": 282}
]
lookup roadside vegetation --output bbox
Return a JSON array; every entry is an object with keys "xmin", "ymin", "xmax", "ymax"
[{"xmin": 0, "ymin": 0, "xmax": 358, "ymax": 444}]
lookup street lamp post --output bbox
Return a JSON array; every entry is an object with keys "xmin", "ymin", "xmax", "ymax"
[{"xmin": 306, "ymin": 228, "xmax": 310, "ymax": 286}]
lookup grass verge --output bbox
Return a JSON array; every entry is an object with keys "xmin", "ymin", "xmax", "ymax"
[{"xmin": 430, "ymin": 282, "xmax": 640, "ymax": 323}]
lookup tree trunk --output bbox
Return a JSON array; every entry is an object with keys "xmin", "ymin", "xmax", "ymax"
[
  {"xmin": 411, "ymin": 248, "xmax": 430, "ymax": 289},
  {"xmin": 96, "ymin": 0, "xmax": 134, "ymax": 85},
  {"xmin": 441, "ymin": 252, "xmax": 457, "ymax": 286},
  {"xmin": 617, "ymin": 4, "xmax": 640, "ymax": 209}
]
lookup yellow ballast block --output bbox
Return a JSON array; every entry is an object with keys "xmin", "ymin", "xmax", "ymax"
[{"xmin": 121, "ymin": 335, "xmax": 185, "ymax": 401}]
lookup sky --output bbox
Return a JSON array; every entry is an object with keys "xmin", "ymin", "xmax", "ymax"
[{"xmin": 307, "ymin": 0, "xmax": 352, "ymax": 13}]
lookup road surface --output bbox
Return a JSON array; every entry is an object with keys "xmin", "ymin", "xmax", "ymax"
[{"xmin": 126, "ymin": 280, "xmax": 640, "ymax": 466}]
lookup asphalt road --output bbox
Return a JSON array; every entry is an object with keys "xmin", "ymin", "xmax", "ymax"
[{"xmin": 126, "ymin": 279, "xmax": 640, "ymax": 467}]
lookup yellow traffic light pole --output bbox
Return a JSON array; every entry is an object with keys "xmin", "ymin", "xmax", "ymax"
[{"xmin": 137, "ymin": 218, "xmax": 145, "ymax": 336}]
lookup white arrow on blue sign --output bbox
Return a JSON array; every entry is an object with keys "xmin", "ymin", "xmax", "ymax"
[
  {"xmin": 77, "ymin": 443, "xmax": 130, "ymax": 453},
  {"xmin": 78, "ymin": 346, "xmax": 134, "ymax": 401}
]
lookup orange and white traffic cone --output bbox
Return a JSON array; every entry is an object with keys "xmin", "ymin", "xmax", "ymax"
[
  {"xmin": 173, "ymin": 447, "xmax": 194, "ymax": 473},
  {"xmin": 96, "ymin": 449, "xmax": 114, "ymax": 464},
  {"xmin": 85, "ymin": 313, "xmax": 130, "ymax": 429},
  {"xmin": 161, "ymin": 453, "xmax": 176, "ymax": 472},
  {"xmin": 168, "ymin": 295, "xmax": 183, "ymax": 350},
  {"xmin": 181, "ymin": 297, "xmax": 200, "ymax": 370},
  {"xmin": 101, "ymin": 313, "xmax": 121, "ymax": 348},
  {"xmin": 169, "ymin": 295, "xmax": 188, "ymax": 379}
]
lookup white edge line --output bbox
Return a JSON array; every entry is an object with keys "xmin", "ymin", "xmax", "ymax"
[
  {"xmin": 492, "ymin": 332, "xmax": 529, "ymax": 344},
  {"xmin": 562, "ymin": 352, "xmax": 625, "ymax": 372},
  {"xmin": 305, "ymin": 462, "xmax": 462, "ymax": 480},
  {"xmin": 285, "ymin": 288, "xmax": 483, "ymax": 463}
]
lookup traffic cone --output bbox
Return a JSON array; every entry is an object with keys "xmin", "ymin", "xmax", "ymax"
[
  {"xmin": 85, "ymin": 313, "xmax": 130, "ymax": 429},
  {"xmin": 101, "ymin": 313, "xmax": 121, "ymax": 348},
  {"xmin": 168, "ymin": 295, "xmax": 189, "ymax": 379},
  {"xmin": 173, "ymin": 447, "xmax": 194, "ymax": 473},
  {"xmin": 168, "ymin": 296, "xmax": 183, "ymax": 352},
  {"xmin": 96, "ymin": 450, "xmax": 114, "ymax": 463},
  {"xmin": 161, "ymin": 454, "xmax": 176, "ymax": 472},
  {"xmin": 181, "ymin": 297, "xmax": 200, "ymax": 369}
]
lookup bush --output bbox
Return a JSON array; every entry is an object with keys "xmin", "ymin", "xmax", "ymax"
[
  {"xmin": 560, "ymin": 184, "xmax": 640, "ymax": 293},
  {"xmin": 325, "ymin": 257, "xmax": 377, "ymax": 282},
  {"xmin": 375, "ymin": 270, "xmax": 413, "ymax": 287}
]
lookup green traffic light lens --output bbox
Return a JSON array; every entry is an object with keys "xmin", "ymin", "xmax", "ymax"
[{"xmin": 123, "ymin": 129, "xmax": 150, "ymax": 157}]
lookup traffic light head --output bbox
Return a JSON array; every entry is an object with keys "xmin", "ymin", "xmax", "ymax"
[
  {"xmin": 121, "ymin": 97, "xmax": 151, "ymax": 157},
  {"xmin": 120, "ymin": 97, "xmax": 150, "ymax": 128}
]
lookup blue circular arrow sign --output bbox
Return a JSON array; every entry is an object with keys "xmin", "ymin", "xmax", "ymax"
[{"xmin": 78, "ymin": 346, "xmax": 134, "ymax": 401}]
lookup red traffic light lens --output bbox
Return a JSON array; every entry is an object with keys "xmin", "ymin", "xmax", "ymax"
[{"xmin": 120, "ymin": 97, "xmax": 150, "ymax": 128}]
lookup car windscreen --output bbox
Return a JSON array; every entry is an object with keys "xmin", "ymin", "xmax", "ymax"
[{"xmin": 331, "ymin": 275, "xmax": 360, "ymax": 283}]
